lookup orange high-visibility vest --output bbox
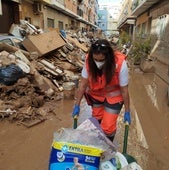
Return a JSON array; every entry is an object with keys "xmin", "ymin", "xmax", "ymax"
[{"xmin": 86, "ymin": 51, "xmax": 126, "ymax": 104}]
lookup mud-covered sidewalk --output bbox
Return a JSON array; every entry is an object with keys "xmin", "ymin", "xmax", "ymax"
[{"xmin": 128, "ymin": 70, "xmax": 169, "ymax": 170}]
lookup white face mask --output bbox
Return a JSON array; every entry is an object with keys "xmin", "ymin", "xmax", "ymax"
[{"xmin": 94, "ymin": 60, "xmax": 105, "ymax": 69}]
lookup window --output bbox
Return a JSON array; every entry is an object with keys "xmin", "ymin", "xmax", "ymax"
[
  {"xmin": 58, "ymin": 21, "xmax": 63, "ymax": 30},
  {"xmin": 102, "ymin": 15, "xmax": 106, "ymax": 20},
  {"xmin": 142, "ymin": 22, "xmax": 146, "ymax": 37},
  {"xmin": 65, "ymin": 24, "xmax": 68, "ymax": 30},
  {"xmin": 47, "ymin": 18, "xmax": 54, "ymax": 28}
]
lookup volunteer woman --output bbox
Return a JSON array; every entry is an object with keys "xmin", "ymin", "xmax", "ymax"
[{"xmin": 72, "ymin": 39, "xmax": 131, "ymax": 142}]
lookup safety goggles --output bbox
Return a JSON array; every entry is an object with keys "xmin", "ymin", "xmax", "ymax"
[{"xmin": 92, "ymin": 43, "xmax": 108, "ymax": 51}]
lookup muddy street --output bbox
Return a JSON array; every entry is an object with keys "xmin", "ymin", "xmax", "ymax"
[
  {"xmin": 0, "ymin": 98, "xmax": 74, "ymax": 170},
  {"xmin": 0, "ymin": 0, "xmax": 169, "ymax": 169},
  {"xmin": 0, "ymin": 70, "xmax": 169, "ymax": 170},
  {"xmin": 129, "ymin": 71, "xmax": 169, "ymax": 170}
]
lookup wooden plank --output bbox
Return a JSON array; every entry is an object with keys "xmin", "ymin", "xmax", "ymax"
[
  {"xmin": 20, "ymin": 118, "xmax": 45, "ymax": 128},
  {"xmin": 66, "ymin": 35, "xmax": 88, "ymax": 52}
]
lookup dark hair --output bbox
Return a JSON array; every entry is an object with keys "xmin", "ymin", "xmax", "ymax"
[{"xmin": 88, "ymin": 39, "xmax": 116, "ymax": 85}]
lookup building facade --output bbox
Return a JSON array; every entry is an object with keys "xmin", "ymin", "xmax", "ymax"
[
  {"xmin": 117, "ymin": 0, "xmax": 136, "ymax": 40},
  {"xmin": 130, "ymin": 0, "xmax": 169, "ymax": 85},
  {"xmin": 97, "ymin": 8, "xmax": 108, "ymax": 34},
  {"xmin": 0, "ymin": 0, "xmax": 98, "ymax": 33},
  {"xmin": 98, "ymin": 1, "xmax": 122, "ymax": 36},
  {"xmin": 118, "ymin": 1, "xmax": 169, "ymax": 145},
  {"xmin": 0, "ymin": 0, "xmax": 20, "ymax": 33}
]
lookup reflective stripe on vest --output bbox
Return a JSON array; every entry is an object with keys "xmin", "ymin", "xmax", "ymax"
[
  {"xmin": 89, "ymin": 89, "xmax": 121, "ymax": 97},
  {"xmin": 106, "ymin": 90, "xmax": 121, "ymax": 97},
  {"xmin": 92, "ymin": 105, "xmax": 121, "ymax": 114}
]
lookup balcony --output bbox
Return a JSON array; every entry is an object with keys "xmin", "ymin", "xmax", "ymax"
[
  {"xmin": 47, "ymin": 0, "xmax": 79, "ymax": 19},
  {"xmin": 132, "ymin": 0, "xmax": 160, "ymax": 16},
  {"xmin": 77, "ymin": 8, "xmax": 83, "ymax": 17},
  {"xmin": 50, "ymin": 0, "xmax": 65, "ymax": 8},
  {"xmin": 117, "ymin": 16, "xmax": 136, "ymax": 30}
]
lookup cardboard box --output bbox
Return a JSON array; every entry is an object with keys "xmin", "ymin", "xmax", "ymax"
[{"xmin": 22, "ymin": 30, "xmax": 66, "ymax": 56}]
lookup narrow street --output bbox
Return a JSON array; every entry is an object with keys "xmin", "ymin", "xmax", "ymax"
[
  {"xmin": 0, "ymin": 0, "xmax": 169, "ymax": 170},
  {"xmin": 0, "ymin": 98, "xmax": 74, "ymax": 170},
  {"xmin": 0, "ymin": 69, "xmax": 169, "ymax": 170}
]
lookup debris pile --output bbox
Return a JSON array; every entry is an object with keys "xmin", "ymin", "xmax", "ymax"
[{"xmin": 0, "ymin": 21, "xmax": 95, "ymax": 127}]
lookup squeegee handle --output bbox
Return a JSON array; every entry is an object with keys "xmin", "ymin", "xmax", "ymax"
[
  {"xmin": 122, "ymin": 122, "xmax": 129, "ymax": 154},
  {"xmin": 73, "ymin": 116, "xmax": 78, "ymax": 129}
]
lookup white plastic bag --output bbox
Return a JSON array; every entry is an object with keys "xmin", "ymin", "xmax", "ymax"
[{"xmin": 121, "ymin": 162, "xmax": 143, "ymax": 170}]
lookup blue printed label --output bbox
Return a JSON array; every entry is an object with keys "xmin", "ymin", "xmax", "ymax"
[{"xmin": 49, "ymin": 141, "xmax": 102, "ymax": 170}]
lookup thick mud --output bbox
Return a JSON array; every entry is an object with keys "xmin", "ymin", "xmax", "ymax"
[
  {"xmin": 0, "ymin": 70, "xmax": 169, "ymax": 170},
  {"xmin": 129, "ymin": 70, "xmax": 169, "ymax": 170}
]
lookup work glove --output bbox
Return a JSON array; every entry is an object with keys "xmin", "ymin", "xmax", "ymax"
[
  {"xmin": 124, "ymin": 111, "xmax": 131, "ymax": 124},
  {"xmin": 72, "ymin": 104, "xmax": 80, "ymax": 118}
]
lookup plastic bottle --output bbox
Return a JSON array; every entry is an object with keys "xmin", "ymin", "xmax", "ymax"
[
  {"xmin": 115, "ymin": 156, "xmax": 122, "ymax": 170},
  {"xmin": 100, "ymin": 161, "xmax": 117, "ymax": 170}
]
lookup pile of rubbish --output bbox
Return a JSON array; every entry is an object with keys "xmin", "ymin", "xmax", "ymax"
[
  {"xmin": 0, "ymin": 20, "xmax": 94, "ymax": 127},
  {"xmin": 49, "ymin": 118, "xmax": 143, "ymax": 170},
  {"xmin": 0, "ymin": 20, "xmax": 120, "ymax": 127}
]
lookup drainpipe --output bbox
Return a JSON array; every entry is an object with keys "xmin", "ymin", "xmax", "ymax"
[
  {"xmin": 132, "ymin": 19, "xmax": 136, "ymax": 42},
  {"xmin": 0, "ymin": 0, "xmax": 2, "ymax": 15}
]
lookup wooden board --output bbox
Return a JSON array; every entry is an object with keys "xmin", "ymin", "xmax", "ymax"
[
  {"xmin": 22, "ymin": 30, "xmax": 66, "ymax": 56},
  {"xmin": 66, "ymin": 35, "xmax": 88, "ymax": 52}
]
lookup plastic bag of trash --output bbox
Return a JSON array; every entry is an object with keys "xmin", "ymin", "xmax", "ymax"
[
  {"xmin": 99, "ymin": 152, "xmax": 128, "ymax": 170},
  {"xmin": 77, "ymin": 117, "xmax": 117, "ymax": 160},
  {"xmin": 0, "ymin": 64, "xmax": 25, "ymax": 86},
  {"xmin": 60, "ymin": 29, "xmax": 66, "ymax": 38},
  {"xmin": 49, "ymin": 118, "xmax": 117, "ymax": 170},
  {"xmin": 49, "ymin": 129, "xmax": 104, "ymax": 170},
  {"xmin": 121, "ymin": 162, "xmax": 143, "ymax": 170}
]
